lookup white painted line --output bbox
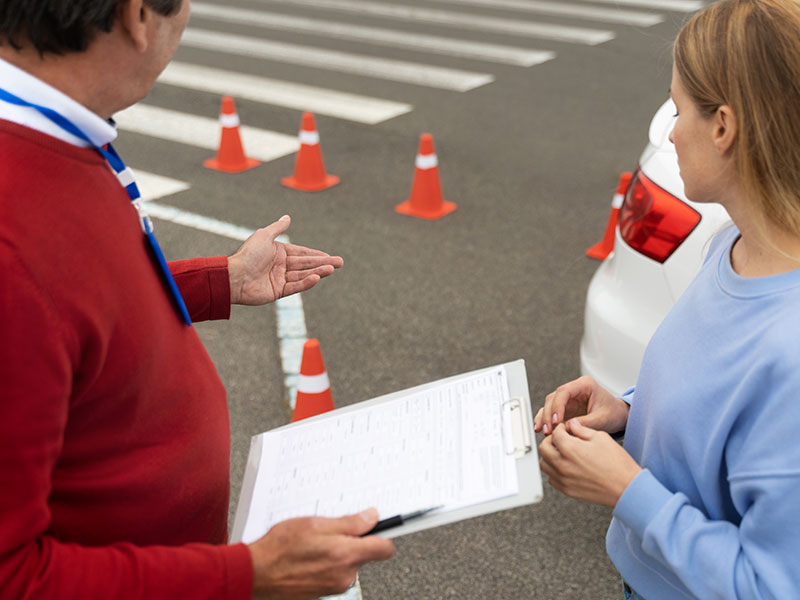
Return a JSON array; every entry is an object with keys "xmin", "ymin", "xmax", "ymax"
[
  {"xmin": 250, "ymin": 0, "xmax": 615, "ymax": 45},
  {"xmin": 132, "ymin": 169, "xmax": 191, "ymax": 201},
  {"xmin": 159, "ymin": 62, "xmax": 410, "ymax": 125},
  {"xmin": 181, "ymin": 29, "xmax": 494, "ymax": 92},
  {"xmin": 115, "ymin": 103, "xmax": 300, "ymax": 163},
  {"xmin": 145, "ymin": 202, "xmax": 257, "ymax": 241},
  {"xmin": 422, "ymin": 0, "xmax": 663, "ymax": 26},
  {"xmin": 135, "ymin": 201, "xmax": 311, "ymax": 410},
  {"xmin": 190, "ymin": 3, "xmax": 555, "ymax": 67},
  {"xmin": 581, "ymin": 0, "xmax": 703, "ymax": 11},
  {"xmin": 275, "ymin": 289, "xmax": 307, "ymax": 410}
]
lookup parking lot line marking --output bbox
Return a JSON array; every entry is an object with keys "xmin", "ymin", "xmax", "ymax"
[
  {"xmin": 181, "ymin": 29, "xmax": 494, "ymax": 92},
  {"xmin": 159, "ymin": 62, "xmax": 412, "ymax": 125},
  {"xmin": 132, "ymin": 169, "xmax": 191, "ymax": 202},
  {"xmin": 144, "ymin": 201, "xmax": 257, "ymax": 241},
  {"xmin": 190, "ymin": 3, "xmax": 555, "ymax": 67},
  {"xmin": 138, "ymin": 197, "xmax": 309, "ymax": 408},
  {"xmin": 115, "ymin": 103, "xmax": 300, "ymax": 162},
  {"xmin": 419, "ymin": 0, "xmax": 664, "ymax": 27},
  {"xmin": 252, "ymin": 0, "xmax": 615, "ymax": 45},
  {"xmin": 582, "ymin": 0, "xmax": 704, "ymax": 11}
]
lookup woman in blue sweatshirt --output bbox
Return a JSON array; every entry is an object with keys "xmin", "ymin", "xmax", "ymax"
[{"xmin": 535, "ymin": 1, "xmax": 800, "ymax": 598}]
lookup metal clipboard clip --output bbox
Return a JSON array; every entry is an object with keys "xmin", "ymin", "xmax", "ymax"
[{"xmin": 501, "ymin": 397, "xmax": 532, "ymax": 458}]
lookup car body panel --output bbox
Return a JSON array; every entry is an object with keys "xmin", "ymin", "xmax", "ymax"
[{"xmin": 580, "ymin": 99, "xmax": 731, "ymax": 396}]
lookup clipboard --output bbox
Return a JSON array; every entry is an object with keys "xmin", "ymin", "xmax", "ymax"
[{"xmin": 230, "ymin": 359, "xmax": 542, "ymax": 543}]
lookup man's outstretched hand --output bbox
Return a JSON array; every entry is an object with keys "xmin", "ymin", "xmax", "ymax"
[{"xmin": 228, "ymin": 215, "xmax": 343, "ymax": 306}]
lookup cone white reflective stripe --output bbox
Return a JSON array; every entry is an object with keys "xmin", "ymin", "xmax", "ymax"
[
  {"xmin": 117, "ymin": 167, "xmax": 136, "ymax": 188},
  {"xmin": 298, "ymin": 130, "xmax": 320, "ymax": 145},
  {"xmin": 297, "ymin": 371, "xmax": 330, "ymax": 394},
  {"xmin": 415, "ymin": 153, "xmax": 438, "ymax": 170},
  {"xmin": 220, "ymin": 113, "xmax": 241, "ymax": 128},
  {"xmin": 611, "ymin": 192, "xmax": 625, "ymax": 210}
]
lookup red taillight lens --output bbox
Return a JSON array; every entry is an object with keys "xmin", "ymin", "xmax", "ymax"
[{"xmin": 619, "ymin": 170, "xmax": 700, "ymax": 263}]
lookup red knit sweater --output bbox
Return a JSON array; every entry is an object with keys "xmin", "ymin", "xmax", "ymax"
[{"xmin": 0, "ymin": 120, "xmax": 253, "ymax": 598}]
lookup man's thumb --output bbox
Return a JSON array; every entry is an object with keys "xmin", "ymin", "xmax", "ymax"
[
  {"xmin": 344, "ymin": 508, "xmax": 380, "ymax": 535},
  {"xmin": 263, "ymin": 214, "xmax": 291, "ymax": 240}
]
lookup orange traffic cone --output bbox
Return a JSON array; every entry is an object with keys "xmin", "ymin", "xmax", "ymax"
[
  {"xmin": 281, "ymin": 112, "xmax": 340, "ymax": 192},
  {"xmin": 291, "ymin": 339, "xmax": 335, "ymax": 422},
  {"xmin": 395, "ymin": 133, "xmax": 457, "ymax": 220},
  {"xmin": 204, "ymin": 96, "xmax": 260, "ymax": 173},
  {"xmin": 586, "ymin": 172, "xmax": 632, "ymax": 260}
]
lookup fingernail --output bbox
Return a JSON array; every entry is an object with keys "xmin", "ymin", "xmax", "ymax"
[
  {"xmin": 543, "ymin": 423, "xmax": 550, "ymax": 435},
  {"xmin": 552, "ymin": 413, "xmax": 559, "ymax": 425},
  {"xmin": 359, "ymin": 508, "xmax": 378, "ymax": 522},
  {"xmin": 280, "ymin": 214, "xmax": 290, "ymax": 221}
]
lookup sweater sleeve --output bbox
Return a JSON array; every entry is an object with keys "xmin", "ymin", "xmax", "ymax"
[
  {"xmin": 0, "ymin": 248, "xmax": 252, "ymax": 599},
  {"xmin": 614, "ymin": 384, "xmax": 800, "ymax": 599},
  {"xmin": 169, "ymin": 256, "xmax": 231, "ymax": 322}
]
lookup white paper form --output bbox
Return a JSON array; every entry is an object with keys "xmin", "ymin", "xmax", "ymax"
[{"xmin": 241, "ymin": 366, "xmax": 519, "ymax": 543}]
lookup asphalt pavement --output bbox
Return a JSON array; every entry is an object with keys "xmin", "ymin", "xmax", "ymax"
[{"xmin": 114, "ymin": 1, "xmax": 704, "ymax": 597}]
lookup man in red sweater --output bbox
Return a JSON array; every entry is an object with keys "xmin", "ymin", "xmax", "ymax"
[{"xmin": 0, "ymin": 0, "xmax": 395, "ymax": 598}]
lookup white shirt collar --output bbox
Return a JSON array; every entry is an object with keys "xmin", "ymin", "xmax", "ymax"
[{"xmin": 0, "ymin": 56, "xmax": 117, "ymax": 148}]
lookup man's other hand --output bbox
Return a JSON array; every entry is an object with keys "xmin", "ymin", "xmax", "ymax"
[
  {"xmin": 228, "ymin": 215, "xmax": 344, "ymax": 306},
  {"xmin": 248, "ymin": 508, "xmax": 395, "ymax": 599}
]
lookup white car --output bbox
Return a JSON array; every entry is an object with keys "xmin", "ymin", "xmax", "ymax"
[{"xmin": 580, "ymin": 99, "xmax": 731, "ymax": 396}]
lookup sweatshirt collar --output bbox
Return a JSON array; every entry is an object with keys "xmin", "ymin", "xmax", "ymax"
[{"xmin": 717, "ymin": 228, "xmax": 800, "ymax": 298}]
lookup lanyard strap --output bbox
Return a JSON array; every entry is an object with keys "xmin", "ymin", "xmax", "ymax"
[
  {"xmin": 0, "ymin": 87, "xmax": 154, "ymax": 233},
  {"xmin": 0, "ymin": 87, "xmax": 191, "ymax": 325}
]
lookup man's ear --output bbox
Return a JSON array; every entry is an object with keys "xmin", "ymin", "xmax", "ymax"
[
  {"xmin": 712, "ymin": 105, "xmax": 737, "ymax": 156},
  {"xmin": 117, "ymin": 0, "xmax": 149, "ymax": 53}
]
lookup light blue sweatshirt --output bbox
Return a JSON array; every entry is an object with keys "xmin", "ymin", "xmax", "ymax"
[{"xmin": 606, "ymin": 226, "xmax": 800, "ymax": 599}]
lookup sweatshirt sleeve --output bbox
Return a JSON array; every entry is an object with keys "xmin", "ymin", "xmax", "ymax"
[
  {"xmin": 0, "ymin": 249, "xmax": 252, "ymax": 599},
  {"xmin": 169, "ymin": 256, "xmax": 231, "ymax": 322},
  {"xmin": 614, "ymin": 460, "xmax": 800, "ymax": 598},
  {"xmin": 620, "ymin": 386, "xmax": 635, "ymax": 406}
]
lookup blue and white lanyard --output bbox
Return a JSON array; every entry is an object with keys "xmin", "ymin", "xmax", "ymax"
[{"xmin": 0, "ymin": 87, "xmax": 192, "ymax": 326}]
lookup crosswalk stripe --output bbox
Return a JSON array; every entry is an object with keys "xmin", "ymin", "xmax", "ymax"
[
  {"xmin": 252, "ymin": 0, "xmax": 615, "ymax": 45},
  {"xmin": 581, "ymin": 0, "xmax": 703, "ymax": 11},
  {"xmin": 423, "ymin": 0, "xmax": 663, "ymax": 26},
  {"xmin": 159, "ymin": 62, "xmax": 411, "ymax": 124},
  {"xmin": 145, "ymin": 201, "xmax": 257, "ymax": 241},
  {"xmin": 133, "ymin": 169, "xmax": 190, "ymax": 201},
  {"xmin": 115, "ymin": 103, "xmax": 300, "ymax": 162},
  {"xmin": 181, "ymin": 29, "xmax": 494, "ymax": 92},
  {"xmin": 190, "ymin": 3, "xmax": 555, "ymax": 67}
]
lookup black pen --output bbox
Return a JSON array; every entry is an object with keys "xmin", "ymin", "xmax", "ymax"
[{"xmin": 361, "ymin": 506, "xmax": 444, "ymax": 537}]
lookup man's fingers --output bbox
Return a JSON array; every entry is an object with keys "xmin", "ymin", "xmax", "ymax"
[
  {"xmin": 282, "ymin": 275, "xmax": 321, "ymax": 297},
  {"xmin": 316, "ymin": 508, "xmax": 380, "ymax": 536},
  {"xmin": 353, "ymin": 535, "xmax": 396, "ymax": 562},
  {"xmin": 286, "ymin": 265, "xmax": 335, "ymax": 283},
  {"xmin": 285, "ymin": 242, "xmax": 345, "ymax": 262},
  {"xmin": 287, "ymin": 254, "xmax": 343, "ymax": 271}
]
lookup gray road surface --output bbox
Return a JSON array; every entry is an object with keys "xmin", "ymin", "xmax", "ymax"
[{"xmin": 114, "ymin": 1, "xmax": 701, "ymax": 597}]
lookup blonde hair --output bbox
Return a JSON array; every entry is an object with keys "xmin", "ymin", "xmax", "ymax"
[{"xmin": 674, "ymin": 0, "xmax": 800, "ymax": 241}]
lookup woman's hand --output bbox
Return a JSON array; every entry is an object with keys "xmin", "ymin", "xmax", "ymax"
[
  {"xmin": 538, "ymin": 419, "xmax": 642, "ymax": 507},
  {"xmin": 534, "ymin": 376, "xmax": 629, "ymax": 436}
]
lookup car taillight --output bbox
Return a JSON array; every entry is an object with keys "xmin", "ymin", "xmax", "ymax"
[{"xmin": 619, "ymin": 169, "xmax": 700, "ymax": 263}]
